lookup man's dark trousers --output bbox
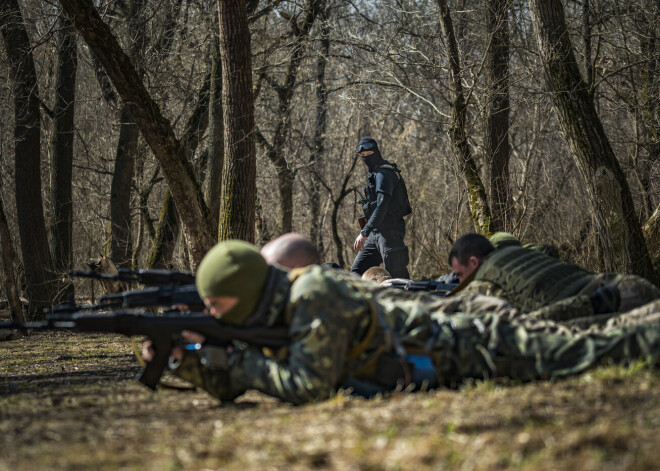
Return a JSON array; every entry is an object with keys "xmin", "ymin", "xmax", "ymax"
[{"xmin": 351, "ymin": 228, "xmax": 410, "ymax": 278}]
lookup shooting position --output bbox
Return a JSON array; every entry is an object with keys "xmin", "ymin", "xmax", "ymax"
[
  {"xmin": 448, "ymin": 233, "xmax": 660, "ymax": 320},
  {"xmin": 140, "ymin": 240, "xmax": 660, "ymax": 405}
]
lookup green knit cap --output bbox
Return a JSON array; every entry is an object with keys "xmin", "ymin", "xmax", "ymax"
[
  {"xmin": 488, "ymin": 232, "xmax": 521, "ymax": 249},
  {"xmin": 195, "ymin": 240, "xmax": 269, "ymax": 325}
]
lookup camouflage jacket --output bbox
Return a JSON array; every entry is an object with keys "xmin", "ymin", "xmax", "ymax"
[
  {"xmin": 467, "ymin": 246, "xmax": 597, "ymax": 312},
  {"xmin": 173, "ymin": 266, "xmax": 660, "ymax": 404}
]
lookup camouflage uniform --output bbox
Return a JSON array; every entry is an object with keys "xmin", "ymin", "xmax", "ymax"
[
  {"xmin": 459, "ymin": 245, "xmax": 660, "ymax": 319},
  {"xmin": 172, "ymin": 266, "xmax": 660, "ymax": 404},
  {"xmin": 563, "ymin": 299, "xmax": 660, "ymax": 334}
]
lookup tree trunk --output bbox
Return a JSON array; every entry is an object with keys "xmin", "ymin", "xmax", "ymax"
[
  {"xmin": 330, "ymin": 199, "xmax": 345, "ymax": 268},
  {"xmin": 636, "ymin": 3, "xmax": 659, "ymax": 221},
  {"xmin": 484, "ymin": 0, "xmax": 511, "ymax": 233},
  {"xmin": 582, "ymin": 0, "xmax": 594, "ymax": 92},
  {"xmin": 310, "ymin": 0, "xmax": 328, "ymax": 250},
  {"xmin": 110, "ymin": 106, "xmax": 138, "ymax": 267},
  {"xmin": 328, "ymin": 155, "xmax": 360, "ymax": 268},
  {"xmin": 109, "ymin": 0, "xmax": 149, "ymax": 268},
  {"xmin": 274, "ymin": 162, "xmax": 294, "ymax": 234},
  {"xmin": 1, "ymin": 0, "xmax": 56, "ymax": 315},
  {"xmin": 436, "ymin": 0, "xmax": 492, "ymax": 235},
  {"xmin": 216, "ymin": 0, "xmax": 256, "ymax": 242},
  {"xmin": 529, "ymin": 0, "xmax": 656, "ymax": 282},
  {"xmin": 0, "ymin": 195, "xmax": 25, "ymax": 322},
  {"xmin": 50, "ymin": 13, "xmax": 77, "ymax": 301},
  {"xmin": 58, "ymin": 0, "xmax": 214, "ymax": 268},
  {"xmin": 146, "ymin": 191, "xmax": 179, "ymax": 269},
  {"xmin": 146, "ymin": 74, "xmax": 211, "ymax": 268},
  {"xmin": 206, "ymin": 32, "xmax": 224, "ymax": 241},
  {"xmin": 644, "ymin": 203, "xmax": 660, "ymax": 271},
  {"xmin": 254, "ymin": 195, "xmax": 272, "ymax": 245}
]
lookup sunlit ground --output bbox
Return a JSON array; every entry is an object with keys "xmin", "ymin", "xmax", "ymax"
[{"xmin": 1, "ymin": 331, "xmax": 658, "ymax": 471}]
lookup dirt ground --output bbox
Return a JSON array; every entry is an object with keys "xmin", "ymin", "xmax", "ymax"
[{"xmin": 1, "ymin": 331, "xmax": 659, "ymax": 471}]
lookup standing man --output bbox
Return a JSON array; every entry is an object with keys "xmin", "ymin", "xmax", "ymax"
[{"xmin": 352, "ymin": 137, "xmax": 411, "ymax": 278}]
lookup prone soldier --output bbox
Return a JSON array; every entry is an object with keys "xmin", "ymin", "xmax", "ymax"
[
  {"xmin": 143, "ymin": 241, "xmax": 660, "ymax": 405},
  {"xmin": 448, "ymin": 233, "xmax": 660, "ymax": 323}
]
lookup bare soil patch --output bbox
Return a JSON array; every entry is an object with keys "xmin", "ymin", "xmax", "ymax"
[{"xmin": 1, "ymin": 331, "xmax": 658, "ymax": 470}]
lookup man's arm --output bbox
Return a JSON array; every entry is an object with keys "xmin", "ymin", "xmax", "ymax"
[
  {"xmin": 354, "ymin": 191, "xmax": 392, "ymax": 251},
  {"xmin": 354, "ymin": 169, "xmax": 398, "ymax": 253},
  {"xmin": 360, "ymin": 192, "xmax": 392, "ymax": 237}
]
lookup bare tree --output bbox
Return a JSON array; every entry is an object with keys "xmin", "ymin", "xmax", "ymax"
[
  {"xmin": 1, "ymin": 0, "xmax": 658, "ymax": 299},
  {"xmin": 309, "ymin": 0, "xmax": 329, "ymax": 250},
  {"xmin": 58, "ymin": 0, "xmax": 214, "ymax": 267},
  {"xmin": 321, "ymin": 154, "xmax": 360, "ymax": 268},
  {"xmin": 644, "ymin": 203, "xmax": 660, "ymax": 269},
  {"xmin": 436, "ymin": 0, "xmax": 492, "ymax": 234},
  {"xmin": 484, "ymin": 0, "xmax": 511, "ymax": 232},
  {"xmin": 206, "ymin": 30, "xmax": 224, "ymax": 240},
  {"xmin": 1, "ymin": 0, "xmax": 57, "ymax": 314},
  {"xmin": 110, "ymin": 0, "xmax": 150, "ymax": 268},
  {"xmin": 529, "ymin": 0, "xmax": 656, "ymax": 281},
  {"xmin": 635, "ymin": 1, "xmax": 659, "ymax": 221},
  {"xmin": 146, "ymin": 192, "xmax": 178, "ymax": 269},
  {"xmin": 0, "ymin": 193, "xmax": 24, "ymax": 321},
  {"xmin": 50, "ymin": 13, "xmax": 77, "ymax": 301},
  {"xmin": 217, "ymin": 0, "xmax": 257, "ymax": 242},
  {"xmin": 146, "ymin": 72, "xmax": 211, "ymax": 269},
  {"xmin": 255, "ymin": 0, "xmax": 322, "ymax": 234}
]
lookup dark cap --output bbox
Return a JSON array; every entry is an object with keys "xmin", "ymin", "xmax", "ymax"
[{"xmin": 356, "ymin": 137, "xmax": 379, "ymax": 154}]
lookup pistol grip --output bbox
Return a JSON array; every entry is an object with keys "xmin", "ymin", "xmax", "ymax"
[{"xmin": 138, "ymin": 336, "xmax": 173, "ymax": 390}]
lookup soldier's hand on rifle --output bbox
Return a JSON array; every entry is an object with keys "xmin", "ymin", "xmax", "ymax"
[
  {"xmin": 141, "ymin": 339, "xmax": 158, "ymax": 362},
  {"xmin": 141, "ymin": 330, "xmax": 206, "ymax": 363},
  {"xmin": 354, "ymin": 233, "xmax": 368, "ymax": 252}
]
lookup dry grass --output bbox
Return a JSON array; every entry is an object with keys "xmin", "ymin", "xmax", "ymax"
[{"xmin": 1, "ymin": 331, "xmax": 658, "ymax": 471}]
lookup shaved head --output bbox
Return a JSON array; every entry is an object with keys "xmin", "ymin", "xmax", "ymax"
[
  {"xmin": 260, "ymin": 233, "xmax": 321, "ymax": 269},
  {"xmin": 362, "ymin": 266, "xmax": 391, "ymax": 283}
]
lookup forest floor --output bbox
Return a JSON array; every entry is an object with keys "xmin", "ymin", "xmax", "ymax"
[{"xmin": 1, "ymin": 330, "xmax": 659, "ymax": 471}]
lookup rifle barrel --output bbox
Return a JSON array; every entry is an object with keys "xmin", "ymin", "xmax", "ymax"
[
  {"xmin": 1, "ymin": 310, "xmax": 290, "ymax": 390},
  {"xmin": 68, "ymin": 269, "xmax": 195, "ymax": 286}
]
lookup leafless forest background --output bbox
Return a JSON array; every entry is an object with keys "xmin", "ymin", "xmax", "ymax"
[{"xmin": 1, "ymin": 0, "xmax": 659, "ymax": 318}]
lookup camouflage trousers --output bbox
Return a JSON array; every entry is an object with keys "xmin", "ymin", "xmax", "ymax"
[
  {"xmin": 562, "ymin": 299, "xmax": 660, "ymax": 334},
  {"xmin": 523, "ymin": 274, "xmax": 660, "ymax": 323},
  {"xmin": 605, "ymin": 274, "xmax": 660, "ymax": 312},
  {"xmin": 443, "ymin": 292, "xmax": 660, "ymax": 337},
  {"xmin": 464, "ymin": 274, "xmax": 660, "ymax": 322},
  {"xmin": 426, "ymin": 311, "xmax": 660, "ymax": 387},
  {"xmin": 431, "ymin": 292, "xmax": 594, "ymax": 326}
]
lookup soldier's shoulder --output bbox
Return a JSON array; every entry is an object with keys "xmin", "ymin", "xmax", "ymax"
[
  {"xmin": 377, "ymin": 164, "xmax": 399, "ymax": 176},
  {"xmin": 290, "ymin": 265, "xmax": 352, "ymax": 297}
]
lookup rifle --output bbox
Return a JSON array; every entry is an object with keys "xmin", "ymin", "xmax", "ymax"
[
  {"xmin": 0, "ymin": 311, "xmax": 289, "ymax": 390},
  {"xmin": 69, "ymin": 268, "xmax": 195, "ymax": 286},
  {"xmin": 387, "ymin": 279, "xmax": 458, "ymax": 296},
  {"xmin": 48, "ymin": 284, "xmax": 204, "ymax": 314}
]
